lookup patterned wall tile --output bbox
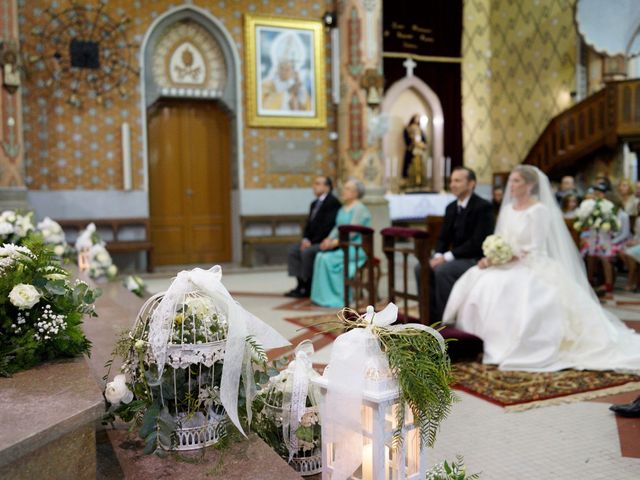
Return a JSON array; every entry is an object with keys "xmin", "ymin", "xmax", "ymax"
[
  {"xmin": 462, "ymin": 0, "xmax": 577, "ymax": 182},
  {"xmin": 18, "ymin": 0, "xmax": 335, "ymax": 191}
]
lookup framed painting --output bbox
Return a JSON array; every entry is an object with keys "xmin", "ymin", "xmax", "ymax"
[{"xmin": 245, "ymin": 15, "xmax": 326, "ymax": 128}]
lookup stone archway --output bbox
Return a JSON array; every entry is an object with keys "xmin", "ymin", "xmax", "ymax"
[
  {"xmin": 139, "ymin": 5, "xmax": 244, "ymax": 263},
  {"xmin": 381, "ymin": 76, "xmax": 445, "ymax": 191}
]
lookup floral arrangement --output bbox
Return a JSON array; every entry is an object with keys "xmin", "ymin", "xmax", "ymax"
[
  {"xmin": 573, "ymin": 198, "xmax": 620, "ymax": 233},
  {"xmin": 103, "ymin": 267, "xmax": 289, "ymax": 455},
  {"xmin": 123, "ymin": 275, "xmax": 146, "ymax": 298},
  {"xmin": 426, "ymin": 456, "xmax": 480, "ymax": 480},
  {"xmin": 75, "ymin": 223, "xmax": 117, "ymax": 280},
  {"xmin": 482, "ymin": 234, "xmax": 513, "ymax": 266},
  {"xmin": 36, "ymin": 217, "xmax": 69, "ymax": 258},
  {"xmin": 0, "ymin": 210, "xmax": 34, "ymax": 244},
  {"xmin": 0, "ymin": 237, "xmax": 100, "ymax": 376},
  {"xmin": 253, "ymin": 341, "xmax": 322, "ymax": 475}
]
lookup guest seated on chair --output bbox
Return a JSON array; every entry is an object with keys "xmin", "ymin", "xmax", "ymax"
[
  {"xmin": 310, "ymin": 179, "xmax": 371, "ymax": 308},
  {"xmin": 415, "ymin": 166, "xmax": 495, "ymax": 323},
  {"xmin": 285, "ymin": 176, "xmax": 341, "ymax": 298}
]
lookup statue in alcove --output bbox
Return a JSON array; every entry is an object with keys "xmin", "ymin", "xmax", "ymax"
[{"xmin": 401, "ymin": 114, "xmax": 427, "ymax": 187}]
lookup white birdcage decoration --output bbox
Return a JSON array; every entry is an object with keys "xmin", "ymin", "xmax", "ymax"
[
  {"xmin": 254, "ymin": 340, "xmax": 323, "ymax": 476},
  {"xmin": 129, "ymin": 289, "xmax": 228, "ymax": 450}
]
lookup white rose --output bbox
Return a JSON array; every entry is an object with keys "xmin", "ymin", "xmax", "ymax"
[
  {"xmin": 601, "ymin": 222, "xmax": 611, "ymax": 232},
  {"xmin": 41, "ymin": 228, "xmax": 51, "ymax": 238},
  {"xmin": 53, "ymin": 245, "xmax": 65, "ymax": 256},
  {"xmin": 96, "ymin": 251, "xmax": 110, "ymax": 265},
  {"xmin": 9, "ymin": 284, "xmax": 41, "ymax": 309},
  {"xmin": 0, "ymin": 211, "xmax": 16, "ymax": 223},
  {"xmin": 107, "ymin": 264, "xmax": 118, "ymax": 277},
  {"xmin": 104, "ymin": 374, "xmax": 134, "ymax": 405},
  {"xmin": 125, "ymin": 275, "xmax": 140, "ymax": 291},
  {"xmin": 0, "ymin": 222, "xmax": 13, "ymax": 235}
]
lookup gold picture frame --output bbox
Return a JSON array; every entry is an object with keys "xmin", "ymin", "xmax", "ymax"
[{"xmin": 245, "ymin": 15, "xmax": 326, "ymax": 128}]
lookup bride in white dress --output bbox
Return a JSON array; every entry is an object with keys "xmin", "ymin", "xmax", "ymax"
[{"xmin": 443, "ymin": 165, "xmax": 640, "ymax": 372}]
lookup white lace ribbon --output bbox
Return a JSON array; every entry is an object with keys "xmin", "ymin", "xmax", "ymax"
[
  {"xmin": 281, "ymin": 340, "xmax": 316, "ymax": 460},
  {"xmin": 323, "ymin": 303, "xmax": 445, "ymax": 480},
  {"xmin": 148, "ymin": 265, "xmax": 290, "ymax": 436}
]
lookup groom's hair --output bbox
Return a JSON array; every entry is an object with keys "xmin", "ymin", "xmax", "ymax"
[{"xmin": 453, "ymin": 166, "xmax": 477, "ymax": 183}]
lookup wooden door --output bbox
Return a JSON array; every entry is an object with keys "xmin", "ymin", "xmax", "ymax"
[{"xmin": 148, "ymin": 99, "xmax": 231, "ymax": 265}]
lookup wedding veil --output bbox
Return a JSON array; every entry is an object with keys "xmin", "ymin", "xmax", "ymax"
[{"xmin": 496, "ymin": 165, "xmax": 598, "ymax": 301}]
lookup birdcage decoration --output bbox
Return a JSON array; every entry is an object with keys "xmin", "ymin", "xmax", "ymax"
[
  {"xmin": 128, "ymin": 289, "xmax": 228, "ymax": 451},
  {"xmin": 254, "ymin": 341, "xmax": 323, "ymax": 476},
  {"xmin": 105, "ymin": 266, "xmax": 290, "ymax": 454}
]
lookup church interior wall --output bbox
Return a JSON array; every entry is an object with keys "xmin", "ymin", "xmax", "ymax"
[
  {"xmin": 18, "ymin": 0, "xmax": 336, "ymax": 221},
  {"xmin": 462, "ymin": 0, "xmax": 577, "ymax": 183}
]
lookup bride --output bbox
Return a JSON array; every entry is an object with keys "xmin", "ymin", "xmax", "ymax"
[{"xmin": 443, "ymin": 165, "xmax": 640, "ymax": 372}]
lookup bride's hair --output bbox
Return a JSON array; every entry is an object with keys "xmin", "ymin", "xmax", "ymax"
[{"xmin": 513, "ymin": 165, "xmax": 539, "ymax": 195}]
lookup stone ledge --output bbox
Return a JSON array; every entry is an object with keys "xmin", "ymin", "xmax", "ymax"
[
  {"xmin": 107, "ymin": 429, "xmax": 303, "ymax": 480},
  {"xmin": 0, "ymin": 357, "xmax": 104, "ymax": 469}
]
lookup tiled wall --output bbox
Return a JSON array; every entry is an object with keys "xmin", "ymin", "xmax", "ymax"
[
  {"xmin": 462, "ymin": 0, "xmax": 577, "ymax": 182},
  {"xmin": 18, "ymin": 0, "xmax": 336, "ymax": 192}
]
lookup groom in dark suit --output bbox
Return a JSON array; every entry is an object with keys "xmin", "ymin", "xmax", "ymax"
[
  {"xmin": 417, "ymin": 166, "xmax": 494, "ymax": 322},
  {"xmin": 285, "ymin": 176, "xmax": 341, "ymax": 298}
]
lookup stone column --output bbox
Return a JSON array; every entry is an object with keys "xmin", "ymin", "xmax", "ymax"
[
  {"xmin": 337, "ymin": 0, "xmax": 389, "ymax": 266},
  {"xmin": 0, "ymin": 0, "xmax": 27, "ymax": 210}
]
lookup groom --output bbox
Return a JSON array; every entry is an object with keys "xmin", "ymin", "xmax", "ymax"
[{"xmin": 419, "ymin": 166, "xmax": 495, "ymax": 323}]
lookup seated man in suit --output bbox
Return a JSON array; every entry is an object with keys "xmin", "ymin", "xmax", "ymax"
[
  {"xmin": 285, "ymin": 176, "xmax": 341, "ymax": 298},
  {"xmin": 416, "ymin": 166, "xmax": 494, "ymax": 322}
]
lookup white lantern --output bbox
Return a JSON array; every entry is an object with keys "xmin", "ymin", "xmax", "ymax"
[
  {"xmin": 313, "ymin": 340, "xmax": 426, "ymax": 480},
  {"xmin": 311, "ymin": 304, "xmax": 445, "ymax": 480}
]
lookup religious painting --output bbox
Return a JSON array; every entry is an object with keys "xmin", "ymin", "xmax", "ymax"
[{"xmin": 245, "ymin": 15, "xmax": 326, "ymax": 128}]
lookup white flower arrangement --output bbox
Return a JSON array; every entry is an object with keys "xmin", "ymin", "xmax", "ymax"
[
  {"xmin": 123, "ymin": 275, "xmax": 146, "ymax": 297},
  {"xmin": 76, "ymin": 223, "xmax": 118, "ymax": 280},
  {"xmin": 36, "ymin": 217, "xmax": 69, "ymax": 257},
  {"xmin": 482, "ymin": 234, "xmax": 513, "ymax": 265},
  {"xmin": 573, "ymin": 198, "xmax": 621, "ymax": 233},
  {"xmin": 0, "ymin": 210, "xmax": 34, "ymax": 244}
]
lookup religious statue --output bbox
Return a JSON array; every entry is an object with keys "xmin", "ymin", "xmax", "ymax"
[{"xmin": 401, "ymin": 114, "xmax": 427, "ymax": 187}]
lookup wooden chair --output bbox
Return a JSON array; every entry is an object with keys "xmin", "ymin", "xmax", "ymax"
[
  {"xmin": 380, "ymin": 226, "xmax": 484, "ymax": 363},
  {"xmin": 339, "ymin": 225, "xmax": 377, "ymax": 311},
  {"xmin": 425, "ymin": 215, "xmax": 445, "ymax": 256}
]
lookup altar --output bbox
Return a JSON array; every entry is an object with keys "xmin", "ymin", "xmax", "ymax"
[{"xmin": 386, "ymin": 192, "xmax": 455, "ymax": 221}]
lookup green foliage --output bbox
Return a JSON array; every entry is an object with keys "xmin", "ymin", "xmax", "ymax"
[
  {"xmin": 426, "ymin": 455, "xmax": 481, "ymax": 480},
  {"xmin": 375, "ymin": 326, "xmax": 456, "ymax": 449},
  {"xmin": 0, "ymin": 236, "xmax": 100, "ymax": 375}
]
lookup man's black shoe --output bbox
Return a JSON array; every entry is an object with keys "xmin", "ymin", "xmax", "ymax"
[
  {"xmin": 609, "ymin": 396, "xmax": 640, "ymax": 417},
  {"xmin": 284, "ymin": 287, "xmax": 301, "ymax": 298}
]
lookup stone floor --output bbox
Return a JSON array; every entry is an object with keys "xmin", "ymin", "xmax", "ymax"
[{"xmin": 92, "ymin": 263, "xmax": 640, "ymax": 479}]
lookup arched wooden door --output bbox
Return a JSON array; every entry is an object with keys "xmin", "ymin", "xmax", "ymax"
[{"xmin": 148, "ymin": 99, "xmax": 231, "ymax": 265}]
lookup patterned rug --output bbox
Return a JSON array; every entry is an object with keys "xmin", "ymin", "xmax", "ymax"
[{"xmin": 453, "ymin": 362, "xmax": 640, "ymax": 412}]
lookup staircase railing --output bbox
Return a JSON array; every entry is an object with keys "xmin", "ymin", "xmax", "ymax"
[{"xmin": 524, "ymin": 79, "xmax": 640, "ymax": 174}]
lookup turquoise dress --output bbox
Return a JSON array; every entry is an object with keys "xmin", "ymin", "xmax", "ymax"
[{"xmin": 310, "ymin": 201, "xmax": 372, "ymax": 308}]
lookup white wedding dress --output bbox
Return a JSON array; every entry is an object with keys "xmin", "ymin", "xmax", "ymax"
[{"xmin": 443, "ymin": 199, "xmax": 640, "ymax": 372}]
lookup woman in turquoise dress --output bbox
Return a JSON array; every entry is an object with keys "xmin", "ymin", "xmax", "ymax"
[{"xmin": 310, "ymin": 179, "xmax": 372, "ymax": 308}]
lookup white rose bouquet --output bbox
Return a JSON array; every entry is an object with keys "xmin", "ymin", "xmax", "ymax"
[
  {"xmin": 573, "ymin": 198, "xmax": 620, "ymax": 233},
  {"xmin": 0, "ymin": 237, "xmax": 100, "ymax": 375},
  {"xmin": 0, "ymin": 210, "xmax": 35, "ymax": 244},
  {"xmin": 482, "ymin": 234, "xmax": 513, "ymax": 265}
]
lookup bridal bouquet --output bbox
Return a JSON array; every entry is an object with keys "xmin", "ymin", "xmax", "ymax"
[
  {"xmin": 0, "ymin": 237, "xmax": 100, "ymax": 375},
  {"xmin": 573, "ymin": 198, "xmax": 620, "ymax": 233},
  {"xmin": 482, "ymin": 234, "xmax": 513, "ymax": 265},
  {"xmin": 0, "ymin": 210, "xmax": 35, "ymax": 245}
]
